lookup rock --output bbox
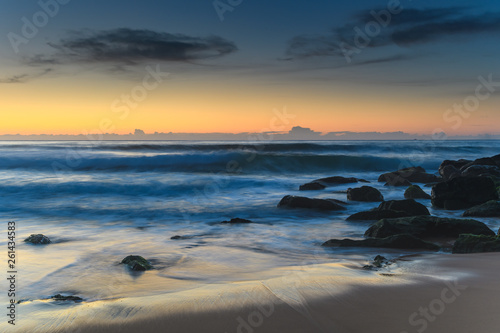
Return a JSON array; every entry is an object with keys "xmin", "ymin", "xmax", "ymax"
[
  {"xmin": 221, "ymin": 218, "xmax": 253, "ymax": 224},
  {"xmin": 24, "ymin": 234, "xmax": 51, "ymax": 245},
  {"xmin": 347, "ymin": 199, "xmax": 430, "ymax": 221},
  {"xmin": 379, "ymin": 166, "xmax": 441, "ymax": 185},
  {"xmin": 440, "ymin": 165, "xmax": 462, "ymax": 181},
  {"xmin": 171, "ymin": 235, "xmax": 183, "ymax": 240},
  {"xmin": 299, "ymin": 182, "xmax": 326, "ymax": 191},
  {"xmin": 431, "ymin": 176, "xmax": 499, "ymax": 210},
  {"xmin": 365, "ymin": 216, "xmax": 494, "ymax": 239},
  {"xmin": 121, "ymin": 255, "xmax": 153, "ymax": 271},
  {"xmin": 462, "ymin": 165, "xmax": 500, "ymax": 177},
  {"xmin": 322, "ymin": 234, "xmax": 440, "ymax": 251},
  {"xmin": 462, "ymin": 157, "xmax": 498, "ymax": 169},
  {"xmin": 372, "ymin": 255, "xmax": 389, "ymax": 268},
  {"xmin": 439, "ymin": 159, "xmax": 472, "ymax": 177},
  {"xmin": 347, "ymin": 186, "xmax": 384, "ymax": 202},
  {"xmin": 313, "ymin": 176, "xmax": 365, "ymax": 185},
  {"xmin": 51, "ymin": 294, "xmax": 83, "ymax": 302},
  {"xmin": 384, "ymin": 179, "xmax": 412, "ymax": 187},
  {"xmin": 277, "ymin": 195, "xmax": 346, "ymax": 211},
  {"xmin": 463, "ymin": 200, "xmax": 500, "ymax": 217},
  {"xmin": 453, "ymin": 234, "xmax": 500, "ymax": 254},
  {"xmin": 404, "ymin": 185, "xmax": 431, "ymax": 200}
]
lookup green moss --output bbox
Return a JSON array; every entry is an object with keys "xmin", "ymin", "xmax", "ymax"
[
  {"xmin": 24, "ymin": 234, "xmax": 51, "ymax": 245},
  {"xmin": 404, "ymin": 185, "xmax": 431, "ymax": 200},
  {"xmin": 121, "ymin": 255, "xmax": 153, "ymax": 271},
  {"xmin": 453, "ymin": 234, "xmax": 500, "ymax": 254}
]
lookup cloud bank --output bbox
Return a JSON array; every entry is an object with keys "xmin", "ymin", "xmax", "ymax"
[
  {"xmin": 30, "ymin": 28, "xmax": 238, "ymax": 65},
  {"xmin": 286, "ymin": 7, "xmax": 500, "ymax": 59}
]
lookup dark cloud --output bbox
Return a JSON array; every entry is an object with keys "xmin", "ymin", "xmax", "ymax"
[
  {"xmin": 30, "ymin": 28, "xmax": 237, "ymax": 65},
  {"xmin": 286, "ymin": 7, "xmax": 500, "ymax": 60},
  {"xmin": 0, "ymin": 68, "xmax": 52, "ymax": 84}
]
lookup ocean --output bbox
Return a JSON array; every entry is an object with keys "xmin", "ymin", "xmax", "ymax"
[{"xmin": 1, "ymin": 140, "xmax": 500, "ymax": 304}]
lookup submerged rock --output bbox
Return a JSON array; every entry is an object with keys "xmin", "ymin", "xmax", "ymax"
[
  {"xmin": 312, "ymin": 176, "xmax": 367, "ymax": 185},
  {"xmin": 347, "ymin": 186, "xmax": 384, "ymax": 202},
  {"xmin": 379, "ymin": 166, "xmax": 441, "ymax": 185},
  {"xmin": 404, "ymin": 185, "xmax": 431, "ymax": 200},
  {"xmin": 221, "ymin": 218, "xmax": 253, "ymax": 224},
  {"xmin": 463, "ymin": 200, "xmax": 500, "ymax": 217},
  {"xmin": 121, "ymin": 255, "xmax": 153, "ymax": 271},
  {"xmin": 365, "ymin": 216, "xmax": 494, "ymax": 239},
  {"xmin": 299, "ymin": 182, "xmax": 326, "ymax": 191},
  {"xmin": 51, "ymin": 294, "xmax": 83, "ymax": 302},
  {"xmin": 431, "ymin": 176, "xmax": 499, "ymax": 210},
  {"xmin": 384, "ymin": 179, "xmax": 412, "ymax": 187},
  {"xmin": 453, "ymin": 234, "xmax": 500, "ymax": 254},
  {"xmin": 322, "ymin": 234, "xmax": 439, "ymax": 251},
  {"xmin": 24, "ymin": 234, "xmax": 51, "ymax": 245},
  {"xmin": 278, "ymin": 195, "xmax": 346, "ymax": 211},
  {"xmin": 347, "ymin": 199, "xmax": 429, "ymax": 221}
]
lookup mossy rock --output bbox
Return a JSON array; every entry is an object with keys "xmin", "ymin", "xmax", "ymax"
[
  {"xmin": 347, "ymin": 199, "xmax": 429, "ymax": 221},
  {"xmin": 365, "ymin": 216, "xmax": 494, "ymax": 240},
  {"xmin": 24, "ymin": 234, "xmax": 51, "ymax": 245},
  {"xmin": 322, "ymin": 234, "xmax": 440, "ymax": 251},
  {"xmin": 463, "ymin": 200, "xmax": 500, "ymax": 217},
  {"xmin": 51, "ymin": 294, "xmax": 83, "ymax": 302},
  {"xmin": 452, "ymin": 234, "xmax": 500, "ymax": 254},
  {"xmin": 347, "ymin": 186, "xmax": 384, "ymax": 202},
  {"xmin": 121, "ymin": 255, "xmax": 153, "ymax": 271},
  {"xmin": 404, "ymin": 185, "xmax": 431, "ymax": 200}
]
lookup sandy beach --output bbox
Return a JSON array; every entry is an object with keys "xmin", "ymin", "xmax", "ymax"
[{"xmin": 7, "ymin": 252, "xmax": 498, "ymax": 333}]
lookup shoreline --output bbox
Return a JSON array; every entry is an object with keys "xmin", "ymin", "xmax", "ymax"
[{"xmin": 9, "ymin": 252, "xmax": 500, "ymax": 333}]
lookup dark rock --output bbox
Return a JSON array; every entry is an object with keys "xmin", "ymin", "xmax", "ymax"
[
  {"xmin": 322, "ymin": 234, "xmax": 440, "ymax": 251},
  {"xmin": 440, "ymin": 165, "xmax": 462, "ymax": 181},
  {"xmin": 463, "ymin": 200, "xmax": 500, "ymax": 217},
  {"xmin": 347, "ymin": 186, "xmax": 384, "ymax": 202},
  {"xmin": 453, "ymin": 234, "xmax": 500, "ymax": 254},
  {"xmin": 365, "ymin": 216, "xmax": 494, "ymax": 239},
  {"xmin": 277, "ymin": 195, "xmax": 345, "ymax": 211},
  {"xmin": 313, "ymin": 176, "xmax": 360, "ymax": 185},
  {"xmin": 363, "ymin": 255, "xmax": 391, "ymax": 270},
  {"xmin": 24, "ymin": 234, "xmax": 51, "ymax": 245},
  {"xmin": 121, "ymin": 255, "xmax": 153, "ymax": 271},
  {"xmin": 299, "ymin": 182, "xmax": 326, "ymax": 191},
  {"xmin": 373, "ymin": 255, "xmax": 388, "ymax": 268},
  {"xmin": 431, "ymin": 176, "xmax": 499, "ymax": 210},
  {"xmin": 51, "ymin": 294, "xmax": 83, "ymax": 302},
  {"xmin": 347, "ymin": 199, "xmax": 430, "ymax": 221},
  {"xmin": 379, "ymin": 166, "xmax": 441, "ymax": 185},
  {"xmin": 404, "ymin": 185, "xmax": 431, "ymax": 200},
  {"xmin": 171, "ymin": 235, "xmax": 183, "ymax": 240},
  {"xmin": 461, "ymin": 165, "xmax": 500, "ymax": 177},
  {"xmin": 221, "ymin": 218, "xmax": 253, "ymax": 224},
  {"xmin": 384, "ymin": 178, "xmax": 412, "ymax": 187},
  {"xmin": 439, "ymin": 159, "xmax": 472, "ymax": 177}
]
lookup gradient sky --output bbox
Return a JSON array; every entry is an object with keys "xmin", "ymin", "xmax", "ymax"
[{"xmin": 1, "ymin": 0, "xmax": 500, "ymax": 135}]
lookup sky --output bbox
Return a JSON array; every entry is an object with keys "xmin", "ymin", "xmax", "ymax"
[{"xmin": 1, "ymin": 0, "xmax": 500, "ymax": 136}]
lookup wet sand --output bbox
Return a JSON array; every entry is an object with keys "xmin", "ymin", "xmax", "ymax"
[{"xmin": 9, "ymin": 252, "xmax": 500, "ymax": 333}]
